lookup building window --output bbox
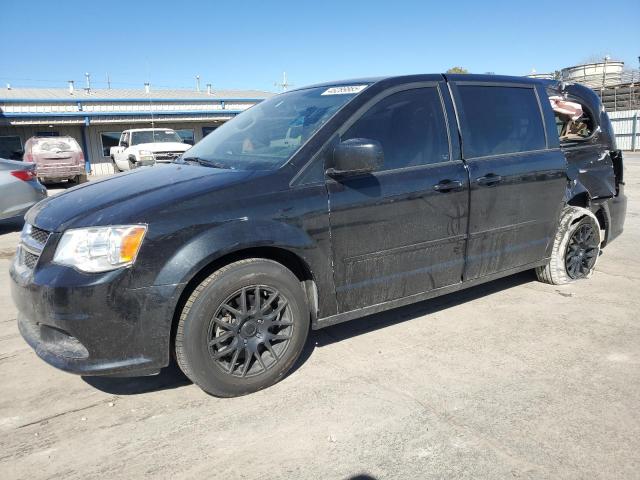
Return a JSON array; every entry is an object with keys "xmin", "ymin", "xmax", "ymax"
[
  {"xmin": 0, "ymin": 135, "xmax": 23, "ymax": 160},
  {"xmin": 175, "ymin": 128, "xmax": 195, "ymax": 145},
  {"xmin": 100, "ymin": 131, "xmax": 122, "ymax": 157},
  {"xmin": 36, "ymin": 131, "xmax": 60, "ymax": 137},
  {"xmin": 202, "ymin": 126, "xmax": 218, "ymax": 137}
]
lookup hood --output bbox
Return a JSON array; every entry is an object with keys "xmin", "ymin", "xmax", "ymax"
[
  {"xmin": 133, "ymin": 142, "xmax": 191, "ymax": 153},
  {"xmin": 26, "ymin": 164, "xmax": 257, "ymax": 232}
]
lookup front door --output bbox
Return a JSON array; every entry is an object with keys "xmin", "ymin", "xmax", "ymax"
[
  {"xmin": 327, "ymin": 85, "xmax": 469, "ymax": 313},
  {"xmin": 450, "ymin": 82, "xmax": 567, "ymax": 280}
]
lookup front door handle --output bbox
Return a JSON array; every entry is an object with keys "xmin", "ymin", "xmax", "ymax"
[
  {"xmin": 433, "ymin": 179, "xmax": 463, "ymax": 192},
  {"xmin": 476, "ymin": 174, "xmax": 503, "ymax": 187}
]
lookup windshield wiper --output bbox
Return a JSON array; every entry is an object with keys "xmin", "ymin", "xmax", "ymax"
[{"xmin": 180, "ymin": 156, "xmax": 233, "ymax": 169}]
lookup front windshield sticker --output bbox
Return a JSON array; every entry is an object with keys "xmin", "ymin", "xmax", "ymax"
[{"xmin": 321, "ymin": 85, "xmax": 368, "ymax": 96}]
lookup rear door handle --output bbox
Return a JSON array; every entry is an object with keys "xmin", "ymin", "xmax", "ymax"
[
  {"xmin": 476, "ymin": 174, "xmax": 503, "ymax": 186},
  {"xmin": 433, "ymin": 179, "xmax": 463, "ymax": 192}
]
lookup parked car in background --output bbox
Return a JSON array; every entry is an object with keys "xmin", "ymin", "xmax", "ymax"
[
  {"xmin": 23, "ymin": 136, "xmax": 87, "ymax": 184},
  {"xmin": 10, "ymin": 74, "xmax": 626, "ymax": 397},
  {"xmin": 109, "ymin": 128, "xmax": 191, "ymax": 171},
  {"xmin": 0, "ymin": 158, "xmax": 47, "ymax": 221}
]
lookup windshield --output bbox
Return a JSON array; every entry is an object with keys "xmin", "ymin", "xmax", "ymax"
[
  {"xmin": 131, "ymin": 130, "xmax": 182, "ymax": 145},
  {"xmin": 182, "ymin": 85, "xmax": 368, "ymax": 170}
]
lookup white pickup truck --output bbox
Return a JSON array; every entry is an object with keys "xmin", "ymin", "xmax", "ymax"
[{"xmin": 109, "ymin": 128, "xmax": 191, "ymax": 171}]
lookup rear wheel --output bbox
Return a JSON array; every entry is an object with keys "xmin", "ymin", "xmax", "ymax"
[
  {"xmin": 536, "ymin": 207, "xmax": 601, "ymax": 285},
  {"xmin": 175, "ymin": 258, "xmax": 310, "ymax": 397},
  {"xmin": 74, "ymin": 173, "xmax": 88, "ymax": 184}
]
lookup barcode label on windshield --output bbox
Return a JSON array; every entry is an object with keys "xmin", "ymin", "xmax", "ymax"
[{"xmin": 321, "ymin": 85, "xmax": 368, "ymax": 96}]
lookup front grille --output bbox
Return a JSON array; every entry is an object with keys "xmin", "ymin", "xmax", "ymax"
[
  {"xmin": 22, "ymin": 249, "xmax": 39, "ymax": 269},
  {"xmin": 30, "ymin": 226, "xmax": 50, "ymax": 246},
  {"xmin": 17, "ymin": 224, "xmax": 50, "ymax": 271},
  {"xmin": 154, "ymin": 151, "xmax": 182, "ymax": 162}
]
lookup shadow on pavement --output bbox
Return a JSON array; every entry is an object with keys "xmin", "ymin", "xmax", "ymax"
[
  {"xmin": 317, "ymin": 270, "xmax": 535, "ymax": 346},
  {"xmin": 82, "ymin": 361, "xmax": 191, "ymax": 395}
]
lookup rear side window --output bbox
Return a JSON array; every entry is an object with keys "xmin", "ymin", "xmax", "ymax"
[
  {"xmin": 456, "ymin": 85, "xmax": 546, "ymax": 158},
  {"xmin": 342, "ymin": 87, "xmax": 450, "ymax": 171}
]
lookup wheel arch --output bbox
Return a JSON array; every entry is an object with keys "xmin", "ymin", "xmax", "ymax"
[
  {"xmin": 168, "ymin": 245, "xmax": 319, "ymax": 359},
  {"xmin": 566, "ymin": 188, "xmax": 611, "ymax": 246}
]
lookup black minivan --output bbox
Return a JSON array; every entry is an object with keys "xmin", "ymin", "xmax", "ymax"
[{"xmin": 11, "ymin": 74, "xmax": 626, "ymax": 397}]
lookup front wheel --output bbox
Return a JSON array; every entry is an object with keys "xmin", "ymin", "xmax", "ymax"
[
  {"xmin": 536, "ymin": 207, "xmax": 601, "ymax": 285},
  {"xmin": 175, "ymin": 259, "xmax": 310, "ymax": 397}
]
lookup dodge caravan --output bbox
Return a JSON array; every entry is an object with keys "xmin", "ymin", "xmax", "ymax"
[{"xmin": 10, "ymin": 74, "xmax": 626, "ymax": 396}]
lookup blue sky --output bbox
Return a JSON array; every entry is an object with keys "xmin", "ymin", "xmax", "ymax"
[{"xmin": 1, "ymin": 0, "xmax": 638, "ymax": 92}]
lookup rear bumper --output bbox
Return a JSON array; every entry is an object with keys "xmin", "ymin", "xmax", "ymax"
[
  {"xmin": 10, "ymin": 257, "xmax": 183, "ymax": 377},
  {"xmin": 37, "ymin": 165, "xmax": 85, "ymax": 181}
]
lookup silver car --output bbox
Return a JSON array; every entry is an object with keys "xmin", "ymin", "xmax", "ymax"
[{"xmin": 0, "ymin": 158, "xmax": 47, "ymax": 221}]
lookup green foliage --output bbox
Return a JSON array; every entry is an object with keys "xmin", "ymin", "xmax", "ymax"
[{"xmin": 446, "ymin": 67, "xmax": 469, "ymax": 74}]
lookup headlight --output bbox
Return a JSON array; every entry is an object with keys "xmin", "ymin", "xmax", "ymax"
[
  {"xmin": 137, "ymin": 150, "xmax": 154, "ymax": 161},
  {"xmin": 53, "ymin": 225, "xmax": 147, "ymax": 273}
]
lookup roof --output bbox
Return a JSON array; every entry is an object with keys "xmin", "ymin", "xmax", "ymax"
[
  {"xmin": 122, "ymin": 128, "xmax": 180, "ymax": 132},
  {"xmin": 293, "ymin": 73, "xmax": 544, "ymax": 92},
  {"xmin": 0, "ymin": 87, "xmax": 273, "ymax": 102}
]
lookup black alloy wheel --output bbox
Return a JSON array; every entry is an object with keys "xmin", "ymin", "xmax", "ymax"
[
  {"xmin": 174, "ymin": 258, "xmax": 310, "ymax": 397},
  {"xmin": 208, "ymin": 285, "xmax": 293, "ymax": 378},
  {"xmin": 565, "ymin": 222, "xmax": 599, "ymax": 279}
]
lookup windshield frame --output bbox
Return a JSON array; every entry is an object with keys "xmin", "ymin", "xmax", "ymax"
[{"xmin": 180, "ymin": 84, "xmax": 372, "ymax": 172}]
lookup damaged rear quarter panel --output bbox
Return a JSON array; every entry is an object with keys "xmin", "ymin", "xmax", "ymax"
[{"xmin": 565, "ymin": 145, "xmax": 617, "ymax": 201}]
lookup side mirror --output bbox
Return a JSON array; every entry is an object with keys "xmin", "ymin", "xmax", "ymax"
[
  {"xmin": 121, "ymin": 141, "xmax": 129, "ymax": 148},
  {"xmin": 326, "ymin": 138, "xmax": 383, "ymax": 178}
]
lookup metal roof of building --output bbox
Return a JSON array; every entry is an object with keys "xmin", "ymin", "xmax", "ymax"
[{"xmin": 0, "ymin": 87, "xmax": 274, "ymax": 101}]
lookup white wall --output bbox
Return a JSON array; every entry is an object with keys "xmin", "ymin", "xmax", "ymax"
[{"xmin": 609, "ymin": 110, "xmax": 639, "ymax": 151}]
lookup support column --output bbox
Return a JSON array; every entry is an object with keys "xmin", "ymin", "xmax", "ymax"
[{"xmin": 81, "ymin": 116, "xmax": 91, "ymax": 173}]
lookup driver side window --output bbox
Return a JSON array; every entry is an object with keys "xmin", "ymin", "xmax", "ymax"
[{"xmin": 342, "ymin": 87, "xmax": 450, "ymax": 171}]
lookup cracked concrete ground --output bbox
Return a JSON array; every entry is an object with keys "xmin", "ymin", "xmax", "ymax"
[{"xmin": 1, "ymin": 154, "xmax": 639, "ymax": 479}]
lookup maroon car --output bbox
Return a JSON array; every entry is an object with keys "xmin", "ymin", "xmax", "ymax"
[{"xmin": 23, "ymin": 136, "xmax": 87, "ymax": 184}]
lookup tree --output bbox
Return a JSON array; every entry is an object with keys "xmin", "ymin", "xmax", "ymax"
[{"xmin": 446, "ymin": 67, "xmax": 469, "ymax": 74}]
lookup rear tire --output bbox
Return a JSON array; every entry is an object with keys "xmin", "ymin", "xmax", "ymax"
[
  {"xmin": 536, "ymin": 206, "xmax": 601, "ymax": 285},
  {"xmin": 175, "ymin": 258, "xmax": 310, "ymax": 397},
  {"xmin": 74, "ymin": 173, "xmax": 88, "ymax": 184}
]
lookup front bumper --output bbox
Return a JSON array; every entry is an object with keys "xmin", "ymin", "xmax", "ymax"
[{"xmin": 10, "ymin": 256, "xmax": 182, "ymax": 377}]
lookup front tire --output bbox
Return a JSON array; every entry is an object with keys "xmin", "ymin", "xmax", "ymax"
[
  {"xmin": 536, "ymin": 207, "xmax": 601, "ymax": 285},
  {"xmin": 111, "ymin": 156, "xmax": 121, "ymax": 173},
  {"xmin": 175, "ymin": 259, "xmax": 310, "ymax": 397}
]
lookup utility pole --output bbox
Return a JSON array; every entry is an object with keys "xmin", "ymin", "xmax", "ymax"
[
  {"xmin": 275, "ymin": 72, "xmax": 292, "ymax": 92},
  {"xmin": 106, "ymin": 73, "xmax": 111, "ymax": 89},
  {"xmin": 85, "ymin": 72, "xmax": 91, "ymax": 92},
  {"xmin": 196, "ymin": 75, "xmax": 201, "ymax": 92},
  {"xmin": 602, "ymin": 55, "xmax": 610, "ymax": 89}
]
